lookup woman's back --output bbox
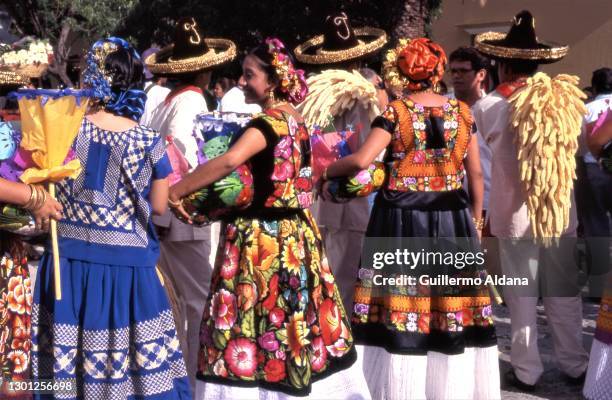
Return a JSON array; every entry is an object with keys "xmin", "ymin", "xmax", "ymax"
[
  {"xmin": 378, "ymin": 95, "xmax": 473, "ymax": 192},
  {"xmin": 56, "ymin": 116, "xmax": 171, "ymax": 266}
]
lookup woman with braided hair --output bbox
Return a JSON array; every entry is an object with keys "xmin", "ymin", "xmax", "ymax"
[
  {"xmin": 32, "ymin": 37, "xmax": 191, "ymax": 399},
  {"xmin": 324, "ymin": 37, "xmax": 500, "ymax": 399},
  {"xmin": 169, "ymin": 37, "xmax": 369, "ymax": 399}
]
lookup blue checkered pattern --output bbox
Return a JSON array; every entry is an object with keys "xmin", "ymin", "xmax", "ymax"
[{"xmin": 57, "ymin": 119, "xmax": 169, "ymax": 249}]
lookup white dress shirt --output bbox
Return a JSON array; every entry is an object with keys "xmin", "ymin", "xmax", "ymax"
[
  {"xmin": 146, "ymin": 89, "xmax": 207, "ymax": 169},
  {"xmin": 472, "ymin": 91, "xmax": 577, "ymax": 238},
  {"xmin": 140, "ymin": 82, "xmax": 171, "ymax": 127}
]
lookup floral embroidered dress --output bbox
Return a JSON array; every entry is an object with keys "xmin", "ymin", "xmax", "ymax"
[
  {"xmin": 32, "ymin": 119, "xmax": 191, "ymax": 399},
  {"xmin": 351, "ymin": 98, "xmax": 500, "ymax": 399},
  {"xmin": 195, "ymin": 109, "xmax": 362, "ymax": 398},
  {"xmin": 0, "ymin": 236, "xmax": 32, "ymax": 399},
  {"xmin": 0, "ymin": 117, "xmax": 33, "ymax": 399}
]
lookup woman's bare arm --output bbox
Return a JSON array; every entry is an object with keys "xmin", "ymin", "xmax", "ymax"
[
  {"xmin": 325, "ymin": 127, "xmax": 391, "ymax": 179},
  {"xmin": 587, "ymin": 119, "xmax": 612, "ymax": 157},
  {"xmin": 464, "ymin": 134, "xmax": 483, "ymax": 221}
]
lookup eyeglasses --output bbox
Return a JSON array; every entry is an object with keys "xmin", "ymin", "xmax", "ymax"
[{"xmin": 450, "ymin": 68, "xmax": 475, "ymax": 75}]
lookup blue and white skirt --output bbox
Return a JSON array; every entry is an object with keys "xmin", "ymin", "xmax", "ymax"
[{"xmin": 32, "ymin": 253, "xmax": 191, "ymax": 400}]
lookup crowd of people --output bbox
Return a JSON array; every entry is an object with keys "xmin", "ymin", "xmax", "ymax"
[{"xmin": 0, "ymin": 7, "xmax": 610, "ymax": 400}]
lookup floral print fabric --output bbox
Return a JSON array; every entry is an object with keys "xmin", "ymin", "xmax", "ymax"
[
  {"xmin": 250, "ymin": 109, "xmax": 314, "ymax": 210},
  {"xmin": 0, "ymin": 253, "xmax": 31, "ymax": 390},
  {"xmin": 376, "ymin": 98, "xmax": 472, "ymax": 192},
  {"xmin": 196, "ymin": 111, "xmax": 356, "ymax": 395}
]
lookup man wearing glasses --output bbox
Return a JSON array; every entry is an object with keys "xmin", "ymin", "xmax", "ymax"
[{"xmin": 449, "ymin": 47, "xmax": 492, "ymax": 227}]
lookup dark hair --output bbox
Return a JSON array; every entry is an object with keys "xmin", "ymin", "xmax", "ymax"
[
  {"xmin": 248, "ymin": 44, "xmax": 287, "ymax": 101},
  {"xmin": 449, "ymin": 47, "xmax": 490, "ymax": 72},
  {"xmin": 203, "ymin": 89, "xmax": 217, "ymax": 110},
  {"xmin": 592, "ymin": 67, "xmax": 612, "ymax": 95},
  {"xmin": 104, "ymin": 47, "xmax": 145, "ymax": 94},
  {"xmin": 499, "ymin": 59, "xmax": 539, "ymax": 76},
  {"xmin": 215, "ymin": 77, "xmax": 235, "ymax": 92}
]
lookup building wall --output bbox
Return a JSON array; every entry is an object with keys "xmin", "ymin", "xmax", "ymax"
[{"xmin": 431, "ymin": 0, "xmax": 612, "ymax": 89}]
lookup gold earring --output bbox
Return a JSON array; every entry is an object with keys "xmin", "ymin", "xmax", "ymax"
[{"xmin": 268, "ymin": 89, "xmax": 276, "ymax": 103}]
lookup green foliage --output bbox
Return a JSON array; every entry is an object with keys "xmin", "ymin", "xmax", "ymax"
[{"xmin": 2, "ymin": 0, "xmax": 137, "ymax": 42}]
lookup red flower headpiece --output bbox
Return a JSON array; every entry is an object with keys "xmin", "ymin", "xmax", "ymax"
[{"xmin": 384, "ymin": 38, "xmax": 447, "ymax": 93}]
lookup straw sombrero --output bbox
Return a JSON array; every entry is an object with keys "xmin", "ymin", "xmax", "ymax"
[
  {"xmin": 145, "ymin": 17, "xmax": 236, "ymax": 75},
  {"xmin": 0, "ymin": 70, "xmax": 29, "ymax": 86},
  {"xmin": 294, "ymin": 12, "xmax": 387, "ymax": 65},
  {"xmin": 475, "ymin": 10, "xmax": 568, "ymax": 64}
]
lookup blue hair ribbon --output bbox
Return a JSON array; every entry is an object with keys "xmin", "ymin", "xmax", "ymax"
[{"xmin": 82, "ymin": 36, "xmax": 146, "ymax": 121}]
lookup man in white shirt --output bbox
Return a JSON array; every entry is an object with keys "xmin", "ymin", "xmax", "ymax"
[
  {"xmin": 220, "ymin": 85, "xmax": 261, "ymax": 114},
  {"xmin": 143, "ymin": 17, "xmax": 236, "ymax": 391},
  {"xmin": 448, "ymin": 47, "xmax": 492, "ymax": 217},
  {"xmin": 473, "ymin": 11, "xmax": 589, "ymax": 392},
  {"xmin": 140, "ymin": 48, "xmax": 171, "ymax": 126}
]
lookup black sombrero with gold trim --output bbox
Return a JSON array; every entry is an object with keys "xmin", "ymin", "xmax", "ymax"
[
  {"xmin": 294, "ymin": 12, "xmax": 387, "ymax": 65},
  {"xmin": 145, "ymin": 17, "xmax": 236, "ymax": 75},
  {"xmin": 475, "ymin": 10, "xmax": 568, "ymax": 64}
]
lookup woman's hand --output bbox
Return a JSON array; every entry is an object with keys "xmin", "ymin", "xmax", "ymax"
[
  {"xmin": 168, "ymin": 188, "xmax": 192, "ymax": 224},
  {"xmin": 31, "ymin": 191, "xmax": 63, "ymax": 231}
]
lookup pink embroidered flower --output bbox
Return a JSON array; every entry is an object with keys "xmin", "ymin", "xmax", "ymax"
[
  {"xmin": 275, "ymin": 349, "xmax": 286, "ymax": 360},
  {"xmin": 297, "ymin": 192, "xmax": 312, "ymax": 208},
  {"xmin": 220, "ymin": 243, "xmax": 239, "ymax": 279},
  {"xmin": 210, "ymin": 289, "xmax": 237, "ymax": 330},
  {"xmin": 326, "ymin": 338, "xmax": 349, "ymax": 357},
  {"xmin": 271, "ymin": 160, "xmax": 294, "ymax": 181},
  {"xmin": 213, "ymin": 359, "xmax": 229, "ymax": 377},
  {"xmin": 354, "ymin": 170, "xmax": 371, "ymax": 185},
  {"xmin": 224, "ymin": 338, "xmax": 258, "ymax": 378},
  {"xmin": 311, "ymin": 336, "xmax": 328, "ymax": 372},
  {"xmin": 258, "ymin": 331, "xmax": 280, "ymax": 352},
  {"xmin": 274, "ymin": 136, "xmax": 292, "ymax": 159}
]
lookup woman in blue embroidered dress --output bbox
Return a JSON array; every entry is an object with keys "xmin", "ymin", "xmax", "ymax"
[{"xmin": 32, "ymin": 38, "xmax": 190, "ymax": 399}]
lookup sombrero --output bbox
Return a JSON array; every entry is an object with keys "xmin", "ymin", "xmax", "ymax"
[
  {"xmin": 294, "ymin": 11, "xmax": 387, "ymax": 65},
  {"xmin": 475, "ymin": 10, "xmax": 568, "ymax": 64},
  {"xmin": 145, "ymin": 17, "xmax": 236, "ymax": 75},
  {"xmin": 0, "ymin": 70, "xmax": 29, "ymax": 86}
]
